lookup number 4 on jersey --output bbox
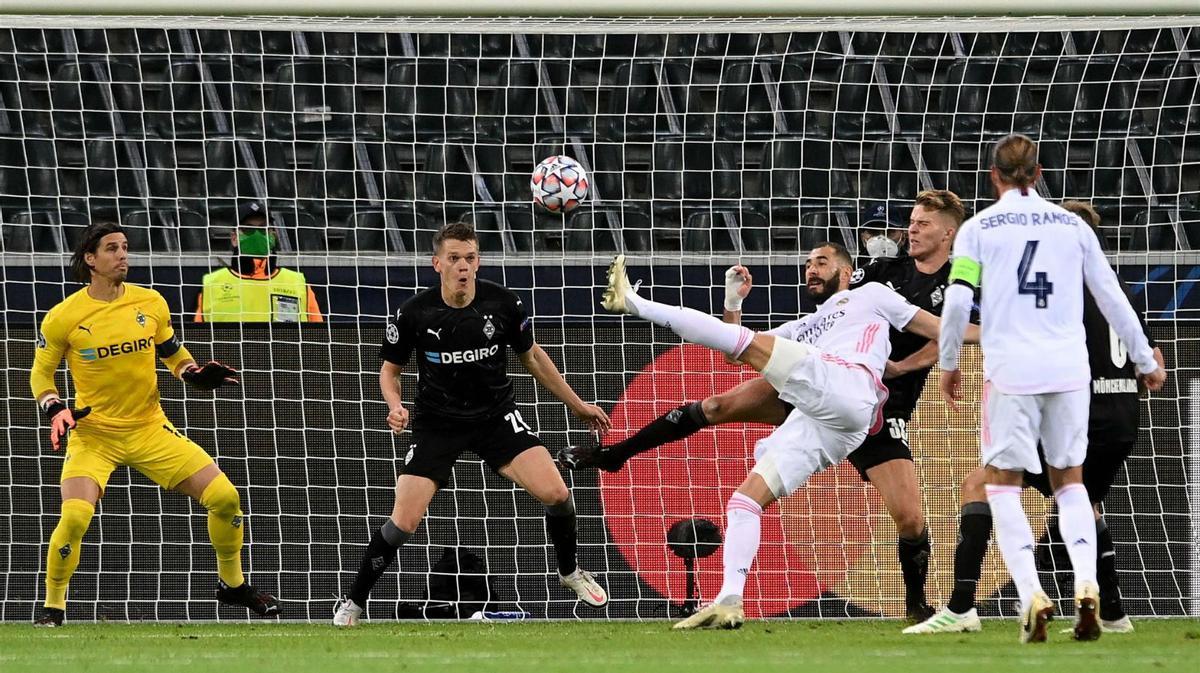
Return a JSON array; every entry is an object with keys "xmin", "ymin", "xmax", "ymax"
[{"xmin": 1018, "ymin": 240, "xmax": 1054, "ymax": 308}]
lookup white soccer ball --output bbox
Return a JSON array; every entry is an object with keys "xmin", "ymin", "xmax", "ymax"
[{"xmin": 531, "ymin": 155, "xmax": 589, "ymax": 214}]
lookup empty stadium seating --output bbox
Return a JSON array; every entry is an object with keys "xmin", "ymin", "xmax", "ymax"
[{"xmin": 0, "ymin": 26, "xmax": 1196, "ymax": 255}]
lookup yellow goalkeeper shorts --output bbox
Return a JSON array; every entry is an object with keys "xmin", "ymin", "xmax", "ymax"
[{"xmin": 62, "ymin": 419, "xmax": 215, "ymax": 492}]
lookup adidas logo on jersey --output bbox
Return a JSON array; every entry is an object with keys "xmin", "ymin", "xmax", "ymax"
[
  {"xmin": 79, "ymin": 337, "xmax": 153, "ymax": 362},
  {"xmin": 424, "ymin": 344, "xmax": 500, "ymax": 364}
]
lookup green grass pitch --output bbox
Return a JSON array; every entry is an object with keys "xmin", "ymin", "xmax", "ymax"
[{"xmin": 2, "ymin": 619, "xmax": 1197, "ymax": 673}]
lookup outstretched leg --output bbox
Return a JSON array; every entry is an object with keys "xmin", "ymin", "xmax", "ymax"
[{"xmin": 561, "ymin": 378, "xmax": 787, "ymax": 472}]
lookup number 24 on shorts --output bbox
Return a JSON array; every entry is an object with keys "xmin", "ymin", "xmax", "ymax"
[{"xmin": 504, "ymin": 410, "xmax": 533, "ymax": 434}]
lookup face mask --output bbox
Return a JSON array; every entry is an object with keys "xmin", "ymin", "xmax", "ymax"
[
  {"xmin": 237, "ymin": 230, "xmax": 275, "ymax": 257},
  {"xmin": 864, "ymin": 234, "xmax": 900, "ymax": 260}
]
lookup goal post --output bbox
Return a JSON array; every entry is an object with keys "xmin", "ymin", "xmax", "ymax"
[{"xmin": 0, "ymin": 10, "xmax": 1196, "ymax": 622}]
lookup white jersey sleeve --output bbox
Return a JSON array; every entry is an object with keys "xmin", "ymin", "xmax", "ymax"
[
  {"xmin": 1079, "ymin": 224, "xmax": 1159, "ymax": 375},
  {"xmin": 862, "ymin": 282, "xmax": 920, "ymax": 331},
  {"xmin": 765, "ymin": 317, "xmax": 808, "ymax": 341}
]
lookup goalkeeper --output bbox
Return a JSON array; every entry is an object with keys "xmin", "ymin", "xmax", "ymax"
[{"xmin": 29, "ymin": 222, "xmax": 281, "ymax": 626}]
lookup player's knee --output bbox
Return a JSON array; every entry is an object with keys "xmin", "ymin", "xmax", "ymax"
[
  {"xmin": 700, "ymin": 396, "xmax": 724, "ymax": 423},
  {"xmin": 199, "ymin": 474, "xmax": 242, "ymax": 517},
  {"xmin": 960, "ymin": 468, "xmax": 988, "ymax": 504},
  {"xmin": 544, "ymin": 492, "xmax": 575, "ymax": 517},
  {"xmin": 540, "ymin": 484, "xmax": 572, "ymax": 510},
  {"xmin": 892, "ymin": 507, "xmax": 925, "ymax": 539},
  {"xmin": 57, "ymin": 499, "xmax": 95, "ymax": 539}
]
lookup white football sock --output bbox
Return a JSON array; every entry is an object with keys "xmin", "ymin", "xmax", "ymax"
[
  {"xmin": 715, "ymin": 492, "xmax": 762, "ymax": 602},
  {"xmin": 985, "ymin": 484, "xmax": 1043, "ymax": 611},
  {"xmin": 1055, "ymin": 482, "xmax": 1098, "ymax": 593},
  {"xmin": 628, "ymin": 294, "xmax": 754, "ymax": 359}
]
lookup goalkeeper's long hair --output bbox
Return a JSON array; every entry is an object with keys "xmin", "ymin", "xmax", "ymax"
[{"xmin": 70, "ymin": 221, "xmax": 126, "ymax": 283}]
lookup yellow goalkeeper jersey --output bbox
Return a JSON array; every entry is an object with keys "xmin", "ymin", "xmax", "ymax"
[{"xmin": 31, "ymin": 284, "xmax": 193, "ymax": 430}]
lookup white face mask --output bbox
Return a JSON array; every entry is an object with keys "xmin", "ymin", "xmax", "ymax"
[{"xmin": 865, "ymin": 234, "xmax": 900, "ymax": 259}]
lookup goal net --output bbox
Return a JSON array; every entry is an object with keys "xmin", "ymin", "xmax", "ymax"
[{"xmin": 0, "ymin": 12, "xmax": 1197, "ymax": 622}]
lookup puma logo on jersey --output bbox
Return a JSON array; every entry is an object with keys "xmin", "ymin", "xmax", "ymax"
[
  {"xmin": 427, "ymin": 328, "xmax": 442, "ymax": 339},
  {"xmin": 78, "ymin": 325, "xmax": 92, "ymax": 334}
]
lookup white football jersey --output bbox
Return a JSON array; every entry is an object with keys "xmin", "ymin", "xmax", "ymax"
[
  {"xmin": 953, "ymin": 189, "xmax": 1156, "ymax": 394},
  {"xmin": 765, "ymin": 282, "xmax": 918, "ymax": 378}
]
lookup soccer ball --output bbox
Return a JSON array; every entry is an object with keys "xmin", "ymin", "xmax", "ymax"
[{"xmin": 531, "ymin": 155, "xmax": 589, "ymax": 213}]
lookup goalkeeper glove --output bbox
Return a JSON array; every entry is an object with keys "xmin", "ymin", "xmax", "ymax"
[
  {"xmin": 42, "ymin": 399, "xmax": 91, "ymax": 452},
  {"xmin": 182, "ymin": 361, "xmax": 239, "ymax": 390}
]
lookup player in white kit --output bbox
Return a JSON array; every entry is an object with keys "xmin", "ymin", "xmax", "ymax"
[
  {"xmin": 938, "ymin": 134, "xmax": 1165, "ymax": 644},
  {"xmin": 600, "ymin": 242, "xmax": 978, "ymax": 630}
]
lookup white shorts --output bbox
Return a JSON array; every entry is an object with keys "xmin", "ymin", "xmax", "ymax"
[
  {"xmin": 751, "ymin": 338, "xmax": 880, "ymax": 497},
  {"xmin": 981, "ymin": 382, "xmax": 1089, "ymax": 473}
]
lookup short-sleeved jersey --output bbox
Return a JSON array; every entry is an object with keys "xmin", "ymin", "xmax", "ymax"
[
  {"xmin": 765, "ymin": 282, "xmax": 919, "ymax": 380},
  {"xmin": 1085, "ymin": 277, "xmax": 1155, "ymax": 443},
  {"xmin": 952, "ymin": 189, "xmax": 1155, "ymax": 394},
  {"xmin": 32, "ymin": 284, "xmax": 176, "ymax": 429},
  {"xmin": 379, "ymin": 279, "xmax": 535, "ymax": 425},
  {"xmin": 850, "ymin": 256, "xmax": 951, "ymax": 418}
]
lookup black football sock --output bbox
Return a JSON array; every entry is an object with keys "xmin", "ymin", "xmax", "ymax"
[
  {"xmin": 605, "ymin": 401, "xmax": 710, "ymax": 463},
  {"xmin": 348, "ymin": 519, "xmax": 411, "ymax": 608},
  {"xmin": 545, "ymin": 496, "xmax": 578, "ymax": 576},
  {"xmin": 898, "ymin": 527, "xmax": 931, "ymax": 609},
  {"xmin": 947, "ymin": 501, "xmax": 992, "ymax": 615},
  {"xmin": 1096, "ymin": 517, "xmax": 1124, "ymax": 619}
]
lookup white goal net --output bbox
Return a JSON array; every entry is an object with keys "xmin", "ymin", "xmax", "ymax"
[{"xmin": 0, "ymin": 12, "xmax": 1197, "ymax": 622}]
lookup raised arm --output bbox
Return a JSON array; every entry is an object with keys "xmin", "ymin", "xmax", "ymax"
[
  {"xmin": 721, "ymin": 265, "xmax": 752, "ymax": 364},
  {"xmin": 518, "ymin": 344, "xmax": 611, "ymax": 433}
]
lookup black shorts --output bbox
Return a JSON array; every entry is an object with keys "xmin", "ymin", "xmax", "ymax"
[
  {"xmin": 846, "ymin": 416, "xmax": 913, "ymax": 482},
  {"xmin": 1023, "ymin": 440, "xmax": 1134, "ymax": 503},
  {"xmin": 403, "ymin": 408, "xmax": 544, "ymax": 486}
]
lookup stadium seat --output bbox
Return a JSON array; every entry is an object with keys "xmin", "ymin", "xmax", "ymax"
[
  {"xmin": 385, "ymin": 59, "xmax": 476, "ymax": 142},
  {"xmin": 151, "ymin": 58, "xmax": 241, "ymax": 140},
  {"xmin": 456, "ymin": 205, "xmax": 514, "ymax": 253},
  {"xmin": 1123, "ymin": 207, "xmax": 1197, "ymax": 251},
  {"xmin": 121, "ymin": 206, "xmax": 209, "ymax": 253},
  {"xmin": 1042, "ymin": 57, "xmax": 1138, "ymax": 139},
  {"xmin": 342, "ymin": 206, "xmax": 431, "ymax": 253},
  {"xmin": 48, "ymin": 58, "xmax": 145, "ymax": 138},
  {"xmin": 607, "ymin": 60, "xmax": 687, "ymax": 141},
  {"xmin": 1156, "ymin": 58, "xmax": 1200, "ymax": 137},
  {"xmin": 715, "ymin": 58, "xmax": 811, "ymax": 140},
  {"xmin": 489, "ymin": 60, "xmax": 601, "ymax": 142},
  {"xmin": 829, "ymin": 58, "xmax": 928, "ymax": 141},
  {"xmin": 267, "ymin": 58, "xmax": 358, "ymax": 140},
  {"xmin": 417, "ymin": 142, "xmax": 493, "ymax": 222},
  {"xmin": 564, "ymin": 202, "xmax": 653, "ymax": 253},
  {"xmin": 863, "ymin": 141, "xmax": 925, "ymax": 201},
  {"xmin": 83, "ymin": 137, "xmax": 150, "ymax": 200},
  {"xmin": 648, "ymin": 141, "xmax": 742, "ymax": 225},
  {"xmin": 751, "ymin": 138, "xmax": 855, "ymax": 225},
  {"xmin": 1, "ymin": 205, "xmax": 90, "ymax": 253},
  {"xmin": 684, "ymin": 209, "xmax": 770, "ymax": 253},
  {"xmin": 935, "ymin": 58, "xmax": 1035, "ymax": 140}
]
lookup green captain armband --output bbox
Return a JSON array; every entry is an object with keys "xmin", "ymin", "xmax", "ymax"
[{"xmin": 948, "ymin": 257, "xmax": 981, "ymax": 288}]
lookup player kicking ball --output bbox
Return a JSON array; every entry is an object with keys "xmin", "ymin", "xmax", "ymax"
[
  {"xmin": 599, "ymin": 245, "xmax": 978, "ymax": 630},
  {"xmin": 333, "ymin": 223, "xmax": 611, "ymax": 626},
  {"xmin": 30, "ymin": 222, "xmax": 280, "ymax": 626}
]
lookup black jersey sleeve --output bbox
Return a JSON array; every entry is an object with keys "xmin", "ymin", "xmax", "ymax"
[
  {"xmin": 379, "ymin": 303, "xmax": 416, "ymax": 366},
  {"xmin": 1117, "ymin": 275, "xmax": 1156, "ymax": 349},
  {"xmin": 508, "ymin": 292, "xmax": 535, "ymax": 355},
  {"xmin": 849, "ymin": 259, "xmax": 884, "ymax": 288}
]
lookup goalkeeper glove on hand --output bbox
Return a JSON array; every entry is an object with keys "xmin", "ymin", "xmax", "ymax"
[
  {"xmin": 182, "ymin": 361, "xmax": 239, "ymax": 390},
  {"xmin": 43, "ymin": 399, "xmax": 91, "ymax": 452}
]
